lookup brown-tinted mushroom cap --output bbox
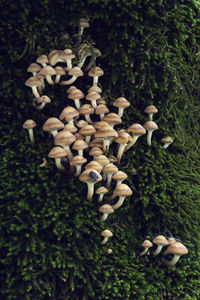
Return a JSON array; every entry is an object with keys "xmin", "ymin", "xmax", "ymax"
[
  {"xmin": 166, "ymin": 242, "xmax": 188, "ymax": 255},
  {"xmin": 141, "ymin": 240, "xmax": 153, "ymax": 248},
  {"xmin": 79, "ymin": 104, "xmax": 94, "ymax": 115},
  {"xmin": 43, "ymin": 117, "xmax": 64, "ymax": 132},
  {"xmin": 86, "ymin": 91, "xmax": 101, "ymax": 102},
  {"xmin": 152, "ymin": 235, "xmax": 168, "ymax": 246},
  {"xmin": 68, "ymin": 89, "xmax": 84, "ymax": 100},
  {"xmin": 95, "ymin": 124, "xmax": 118, "ymax": 139},
  {"xmin": 72, "ymin": 139, "xmax": 88, "ymax": 151},
  {"xmin": 23, "ymin": 119, "xmax": 37, "ymax": 129},
  {"xmin": 38, "ymin": 95, "xmax": 51, "ymax": 104},
  {"xmin": 79, "ymin": 168, "xmax": 102, "ymax": 183},
  {"xmin": 55, "ymin": 66, "xmax": 66, "ymax": 75},
  {"xmin": 25, "ymin": 76, "xmax": 41, "ymax": 87},
  {"xmin": 27, "ymin": 63, "xmax": 42, "ymax": 73},
  {"xmin": 68, "ymin": 67, "xmax": 83, "ymax": 77},
  {"xmin": 79, "ymin": 125, "xmax": 96, "ymax": 137},
  {"xmin": 36, "ymin": 55, "xmax": 49, "ymax": 65},
  {"xmin": 40, "ymin": 65, "xmax": 56, "ymax": 76},
  {"xmin": 113, "ymin": 97, "xmax": 130, "ymax": 108},
  {"xmin": 144, "ymin": 104, "xmax": 158, "ymax": 114},
  {"xmin": 54, "ymin": 130, "xmax": 76, "ymax": 146},
  {"xmin": 112, "ymin": 171, "xmax": 128, "ymax": 182},
  {"xmin": 63, "ymin": 123, "xmax": 78, "ymax": 133},
  {"xmin": 143, "ymin": 121, "xmax": 158, "ymax": 131},
  {"xmin": 98, "ymin": 204, "xmax": 114, "ymax": 214},
  {"xmin": 70, "ymin": 155, "xmax": 87, "ymax": 166},
  {"xmin": 126, "ymin": 123, "xmax": 146, "ymax": 136},
  {"xmin": 113, "ymin": 183, "xmax": 132, "ymax": 196},
  {"xmin": 102, "ymin": 113, "xmax": 122, "ymax": 126},
  {"xmin": 85, "ymin": 161, "xmax": 103, "ymax": 172},
  {"xmin": 59, "ymin": 106, "xmax": 79, "ymax": 122},
  {"xmin": 88, "ymin": 66, "xmax": 104, "ymax": 77},
  {"xmin": 95, "ymin": 104, "xmax": 109, "ymax": 115},
  {"xmin": 101, "ymin": 229, "xmax": 113, "ymax": 237},
  {"xmin": 94, "ymin": 155, "xmax": 110, "ymax": 166},
  {"xmin": 79, "ymin": 18, "xmax": 90, "ymax": 28},
  {"xmin": 102, "ymin": 164, "xmax": 118, "ymax": 175},
  {"xmin": 96, "ymin": 186, "xmax": 108, "ymax": 195},
  {"xmin": 88, "ymin": 85, "xmax": 102, "ymax": 94},
  {"xmin": 48, "ymin": 146, "xmax": 68, "ymax": 158},
  {"xmin": 89, "ymin": 147, "xmax": 103, "ymax": 157},
  {"xmin": 161, "ymin": 136, "xmax": 173, "ymax": 144},
  {"xmin": 76, "ymin": 120, "xmax": 88, "ymax": 128}
]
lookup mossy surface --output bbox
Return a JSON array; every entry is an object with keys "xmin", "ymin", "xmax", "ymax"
[{"xmin": 1, "ymin": 0, "xmax": 200, "ymax": 299}]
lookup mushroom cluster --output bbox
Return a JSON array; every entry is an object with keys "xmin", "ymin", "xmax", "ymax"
[
  {"xmin": 139, "ymin": 235, "xmax": 188, "ymax": 266},
  {"xmin": 23, "ymin": 18, "xmax": 174, "ymax": 250}
]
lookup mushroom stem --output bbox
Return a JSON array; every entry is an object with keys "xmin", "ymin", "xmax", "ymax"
[
  {"xmin": 60, "ymin": 76, "xmax": 77, "ymax": 85},
  {"xmin": 28, "ymin": 128, "xmax": 35, "ymax": 144},
  {"xmin": 125, "ymin": 136, "xmax": 139, "ymax": 151},
  {"xmin": 100, "ymin": 213, "xmax": 109, "ymax": 222},
  {"xmin": 118, "ymin": 107, "xmax": 125, "ymax": 118},
  {"xmin": 98, "ymin": 194, "xmax": 104, "ymax": 202},
  {"xmin": 63, "ymin": 145, "xmax": 73, "ymax": 160},
  {"xmin": 74, "ymin": 165, "xmax": 82, "ymax": 177},
  {"xmin": 152, "ymin": 245, "xmax": 163, "ymax": 256},
  {"xmin": 112, "ymin": 196, "xmax": 125, "ymax": 209},
  {"xmin": 147, "ymin": 130, "xmax": 153, "ymax": 146},
  {"xmin": 93, "ymin": 76, "xmax": 99, "ymax": 85},
  {"xmin": 31, "ymin": 86, "xmax": 41, "ymax": 99},
  {"xmin": 106, "ymin": 174, "xmax": 113, "ymax": 188},
  {"xmin": 55, "ymin": 74, "xmax": 61, "ymax": 84},
  {"xmin": 101, "ymin": 236, "xmax": 109, "ymax": 245},
  {"xmin": 46, "ymin": 75, "xmax": 54, "ymax": 85},
  {"xmin": 86, "ymin": 182, "xmax": 95, "ymax": 201},
  {"xmin": 51, "ymin": 130, "xmax": 58, "ymax": 137},
  {"xmin": 116, "ymin": 144, "xmax": 126, "ymax": 164},
  {"xmin": 74, "ymin": 99, "xmax": 81, "ymax": 109},
  {"xmin": 162, "ymin": 255, "xmax": 181, "ymax": 266},
  {"xmin": 55, "ymin": 158, "xmax": 65, "ymax": 171},
  {"xmin": 103, "ymin": 137, "xmax": 111, "ymax": 153},
  {"xmin": 139, "ymin": 248, "xmax": 149, "ymax": 256},
  {"xmin": 85, "ymin": 114, "xmax": 93, "ymax": 124}
]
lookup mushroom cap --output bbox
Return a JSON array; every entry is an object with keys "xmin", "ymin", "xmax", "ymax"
[
  {"xmin": 59, "ymin": 106, "xmax": 79, "ymax": 122},
  {"xmin": 79, "ymin": 17, "xmax": 90, "ymax": 28},
  {"xmin": 167, "ymin": 237, "xmax": 176, "ymax": 245},
  {"xmin": 60, "ymin": 48, "xmax": 75, "ymax": 60},
  {"xmin": 54, "ymin": 130, "xmax": 76, "ymax": 146},
  {"xmin": 152, "ymin": 235, "xmax": 168, "ymax": 246},
  {"xmin": 72, "ymin": 139, "xmax": 88, "ymax": 151},
  {"xmin": 97, "ymin": 98, "xmax": 107, "ymax": 105},
  {"xmin": 38, "ymin": 95, "xmax": 51, "ymax": 104},
  {"xmin": 40, "ymin": 65, "xmax": 56, "ymax": 76},
  {"xmin": 94, "ymin": 155, "xmax": 110, "ymax": 166},
  {"xmin": 126, "ymin": 123, "xmax": 146, "ymax": 136},
  {"xmin": 112, "ymin": 171, "xmax": 128, "ymax": 182},
  {"xmin": 95, "ymin": 104, "xmax": 109, "ymax": 115},
  {"xmin": 76, "ymin": 120, "xmax": 88, "ymax": 128},
  {"xmin": 67, "ymin": 85, "xmax": 77, "ymax": 93},
  {"xmin": 88, "ymin": 66, "xmax": 104, "ymax": 77},
  {"xmin": 79, "ymin": 125, "xmax": 96, "ymax": 137},
  {"xmin": 113, "ymin": 183, "xmax": 132, "ymax": 196},
  {"xmin": 102, "ymin": 163, "xmax": 118, "ymax": 175},
  {"xmin": 115, "ymin": 132, "xmax": 130, "ymax": 144},
  {"xmin": 102, "ymin": 113, "xmax": 122, "ymax": 126},
  {"xmin": 23, "ymin": 119, "xmax": 37, "ymax": 129},
  {"xmin": 93, "ymin": 121, "xmax": 109, "ymax": 130},
  {"xmin": 166, "ymin": 242, "xmax": 188, "ymax": 255},
  {"xmin": 68, "ymin": 67, "xmax": 83, "ymax": 77},
  {"xmin": 98, "ymin": 204, "xmax": 114, "ymax": 214},
  {"xmin": 68, "ymin": 89, "xmax": 84, "ymax": 100},
  {"xmin": 55, "ymin": 66, "xmax": 66, "ymax": 75},
  {"xmin": 25, "ymin": 76, "xmax": 42, "ymax": 87},
  {"xmin": 79, "ymin": 168, "xmax": 102, "ymax": 183},
  {"xmin": 36, "ymin": 55, "xmax": 49, "ymax": 65},
  {"xmin": 95, "ymin": 124, "xmax": 118, "ymax": 139},
  {"xmin": 96, "ymin": 186, "xmax": 108, "ymax": 195},
  {"xmin": 113, "ymin": 97, "xmax": 130, "ymax": 108},
  {"xmin": 70, "ymin": 155, "xmax": 87, "ymax": 166},
  {"xmin": 27, "ymin": 63, "xmax": 42, "ymax": 73},
  {"xmin": 101, "ymin": 229, "xmax": 113, "ymax": 237},
  {"xmin": 79, "ymin": 104, "xmax": 94, "ymax": 115},
  {"xmin": 63, "ymin": 123, "xmax": 78, "ymax": 133},
  {"xmin": 89, "ymin": 147, "xmax": 103, "ymax": 157},
  {"xmin": 85, "ymin": 160, "xmax": 103, "ymax": 172},
  {"xmin": 48, "ymin": 146, "xmax": 68, "ymax": 158},
  {"xmin": 89, "ymin": 138, "xmax": 104, "ymax": 149},
  {"xmin": 161, "ymin": 136, "xmax": 173, "ymax": 144},
  {"xmin": 141, "ymin": 240, "xmax": 153, "ymax": 248},
  {"xmin": 88, "ymin": 85, "xmax": 102, "ymax": 94},
  {"xmin": 143, "ymin": 121, "xmax": 158, "ymax": 131},
  {"xmin": 144, "ymin": 104, "xmax": 158, "ymax": 114},
  {"xmin": 86, "ymin": 91, "xmax": 101, "ymax": 102},
  {"xmin": 43, "ymin": 117, "xmax": 64, "ymax": 132}
]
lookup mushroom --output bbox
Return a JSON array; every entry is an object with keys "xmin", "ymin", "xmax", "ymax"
[
  {"xmin": 23, "ymin": 119, "xmax": 37, "ymax": 144},
  {"xmin": 101, "ymin": 230, "xmax": 113, "ymax": 244},
  {"xmin": 78, "ymin": 18, "xmax": 90, "ymax": 41},
  {"xmin": 95, "ymin": 124, "xmax": 118, "ymax": 153},
  {"xmin": 54, "ymin": 130, "xmax": 76, "ymax": 159},
  {"xmin": 161, "ymin": 136, "xmax": 173, "ymax": 149},
  {"xmin": 40, "ymin": 65, "xmax": 56, "ymax": 85},
  {"xmin": 113, "ymin": 97, "xmax": 130, "ymax": 118},
  {"xmin": 125, "ymin": 123, "xmax": 146, "ymax": 151},
  {"xmin": 79, "ymin": 169, "xmax": 102, "ymax": 201},
  {"xmin": 95, "ymin": 186, "xmax": 108, "ymax": 202},
  {"xmin": 86, "ymin": 91, "xmax": 101, "ymax": 108},
  {"xmin": 59, "ymin": 49, "xmax": 75, "ymax": 71},
  {"xmin": 112, "ymin": 184, "xmax": 132, "ymax": 209},
  {"xmin": 94, "ymin": 155, "xmax": 110, "ymax": 168},
  {"xmin": 68, "ymin": 89, "xmax": 84, "ymax": 109},
  {"xmin": 54, "ymin": 66, "xmax": 66, "ymax": 84},
  {"xmin": 42, "ymin": 117, "xmax": 64, "ymax": 137},
  {"xmin": 85, "ymin": 160, "xmax": 103, "ymax": 173},
  {"xmin": 139, "ymin": 240, "xmax": 153, "ymax": 256},
  {"xmin": 37, "ymin": 95, "xmax": 51, "ymax": 110},
  {"xmin": 72, "ymin": 139, "xmax": 88, "ymax": 156},
  {"xmin": 59, "ymin": 106, "xmax": 79, "ymax": 125},
  {"xmin": 114, "ymin": 132, "xmax": 130, "ymax": 164},
  {"xmin": 48, "ymin": 146, "xmax": 67, "ymax": 171},
  {"xmin": 95, "ymin": 104, "xmax": 110, "ymax": 120},
  {"xmin": 60, "ymin": 67, "xmax": 83, "ymax": 85},
  {"xmin": 102, "ymin": 113, "xmax": 122, "ymax": 128},
  {"xmin": 89, "ymin": 147, "xmax": 103, "ymax": 159},
  {"xmin": 144, "ymin": 105, "xmax": 158, "ymax": 121},
  {"xmin": 36, "ymin": 55, "xmax": 49, "ymax": 67},
  {"xmin": 102, "ymin": 163, "xmax": 118, "ymax": 188},
  {"xmin": 70, "ymin": 155, "xmax": 87, "ymax": 177},
  {"xmin": 27, "ymin": 63, "xmax": 42, "ymax": 76},
  {"xmin": 143, "ymin": 121, "xmax": 158, "ymax": 146},
  {"xmin": 107, "ymin": 171, "xmax": 128, "ymax": 200},
  {"xmin": 64, "ymin": 123, "xmax": 78, "ymax": 134},
  {"xmin": 99, "ymin": 204, "xmax": 114, "ymax": 221},
  {"xmin": 163, "ymin": 237, "xmax": 176, "ymax": 256},
  {"xmin": 79, "ymin": 125, "xmax": 96, "ymax": 144},
  {"xmin": 79, "ymin": 104, "xmax": 94, "ymax": 124},
  {"xmin": 162, "ymin": 242, "xmax": 188, "ymax": 266},
  {"xmin": 88, "ymin": 85, "xmax": 102, "ymax": 94},
  {"xmin": 25, "ymin": 77, "xmax": 42, "ymax": 99},
  {"xmin": 152, "ymin": 235, "xmax": 168, "ymax": 255},
  {"xmin": 88, "ymin": 66, "xmax": 104, "ymax": 85}
]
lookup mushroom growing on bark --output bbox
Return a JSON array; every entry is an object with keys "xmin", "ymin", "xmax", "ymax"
[
  {"xmin": 161, "ymin": 136, "xmax": 173, "ymax": 149},
  {"xmin": 99, "ymin": 204, "xmax": 114, "ymax": 221},
  {"xmin": 113, "ymin": 97, "xmax": 130, "ymax": 118},
  {"xmin": 144, "ymin": 105, "xmax": 158, "ymax": 121},
  {"xmin": 88, "ymin": 66, "xmax": 104, "ymax": 85},
  {"xmin": 70, "ymin": 155, "xmax": 87, "ymax": 177},
  {"xmin": 95, "ymin": 186, "xmax": 108, "ymax": 202},
  {"xmin": 60, "ymin": 67, "xmax": 83, "ymax": 85},
  {"xmin": 40, "ymin": 65, "xmax": 56, "ymax": 85},
  {"xmin": 95, "ymin": 124, "xmax": 118, "ymax": 153},
  {"xmin": 112, "ymin": 184, "xmax": 132, "ymax": 209},
  {"xmin": 101, "ymin": 230, "xmax": 113, "ymax": 244},
  {"xmin": 139, "ymin": 240, "xmax": 153, "ymax": 256},
  {"xmin": 42, "ymin": 117, "xmax": 64, "ymax": 137},
  {"xmin": 25, "ymin": 77, "xmax": 42, "ymax": 99},
  {"xmin": 79, "ymin": 169, "xmax": 102, "ymax": 201},
  {"xmin": 48, "ymin": 146, "xmax": 67, "ymax": 171}
]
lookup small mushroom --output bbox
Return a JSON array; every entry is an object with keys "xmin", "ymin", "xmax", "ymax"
[
  {"xmin": 113, "ymin": 97, "xmax": 130, "ymax": 118},
  {"xmin": 37, "ymin": 95, "xmax": 51, "ymax": 110},
  {"xmin": 70, "ymin": 155, "xmax": 87, "ymax": 177},
  {"xmin": 95, "ymin": 124, "xmax": 118, "ymax": 153},
  {"xmin": 125, "ymin": 123, "xmax": 146, "ymax": 151},
  {"xmin": 102, "ymin": 163, "xmax": 118, "ymax": 188},
  {"xmin": 95, "ymin": 186, "xmax": 108, "ymax": 202},
  {"xmin": 79, "ymin": 104, "xmax": 94, "ymax": 124},
  {"xmin": 36, "ymin": 55, "xmax": 49, "ymax": 67},
  {"xmin": 23, "ymin": 119, "xmax": 37, "ymax": 144},
  {"xmin": 101, "ymin": 230, "xmax": 113, "ymax": 244},
  {"xmin": 68, "ymin": 89, "xmax": 84, "ymax": 109},
  {"xmin": 143, "ymin": 121, "xmax": 158, "ymax": 146},
  {"xmin": 54, "ymin": 66, "xmax": 66, "ymax": 84},
  {"xmin": 161, "ymin": 136, "xmax": 173, "ymax": 149},
  {"xmin": 60, "ymin": 67, "xmax": 83, "ymax": 85},
  {"xmin": 54, "ymin": 130, "xmax": 76, "ymax": 159},
  {"xmin": 79, "ymin": 125, "xmax": 96, "ymax": 144},
  {"xmin": 152, "ymin": 235, "xmax": 168, "ymax": 255},
  {"xmin": 144, "ymin": 105, "xmax": 158, "ymax": 121},
  {"xmin": 112, "ymin": 184, "xmax": 133, "ymax": 209},
  {"xmin": 88, "ymin": 66, "xmax": 104, "ymax": 85},
  {"xmin": 139, "ymin": 240, "xmax": 153, "ymax": 256},
  {"xmin": 43, "ymin": 117, "xmax": 64, "ymax": 137},
  {"xmin": 99, "ymin": 204, "xmax": 114, "ymax": 221},
  {"xmin": 48, "ymin": 146, "xmax": 67, "ymax": 171},
  {"xmin": 162, "ymin": 242, "xmax": 188, "ymax": 266},
  {"xmin": 79, "ymin": 169, "xmax": 102, "ymax": 201},
  {"xmin": 40, "ymin": 65, "xmax": 56, "ymax": 85},
  {"xmin": 25, "ymin": 77, "xmax": 42, "ymax": 99}
]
